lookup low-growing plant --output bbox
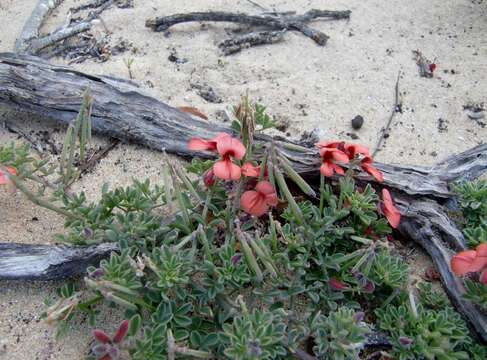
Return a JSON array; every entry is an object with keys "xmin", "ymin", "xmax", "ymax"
[{"xmin": 1, "ymin": 95, "xmax": 486, "ymax": 358}]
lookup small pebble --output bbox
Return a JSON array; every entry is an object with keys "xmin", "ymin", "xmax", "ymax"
[{"xmin": 351, "ymin": 115, "xmax": 364, "ymax": 130}]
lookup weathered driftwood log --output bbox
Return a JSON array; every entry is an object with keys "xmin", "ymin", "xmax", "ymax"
[
  {"xmin": 1, "ymin": 53, "xmax": 486, "ymax": 199},
  {"xmin": 146, "ymin": 9, "xmax": 351, "ymax": 49},
  {"xmin": 0, "ymin": 243, "xmax": 117, "ymax": 280},
  {"xmin": 1, "ymin": 53, "xmax": 487, "ymax": 341}
]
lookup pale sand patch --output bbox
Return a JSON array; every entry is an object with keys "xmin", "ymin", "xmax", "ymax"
[{"xmin": 1, "ymin": 0, "xmax": 486, "ymax": 358}]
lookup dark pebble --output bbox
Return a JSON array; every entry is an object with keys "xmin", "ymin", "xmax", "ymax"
[{"xmin": 351, "ymin": 115, "xmax": 364, "ymax": 130}]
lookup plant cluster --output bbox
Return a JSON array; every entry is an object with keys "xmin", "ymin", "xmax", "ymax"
[{"xmin": 1, "ymin": 95, "xmax": 486, "ymax": 359}]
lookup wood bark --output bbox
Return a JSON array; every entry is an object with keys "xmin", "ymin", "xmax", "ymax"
[
  {"xmin": 0, "ymin": 53, "xmax": 486, "ymax": 341},
  {"xmin": 0, "ymin": 243, "xmax": 117, "ymax": 281}
]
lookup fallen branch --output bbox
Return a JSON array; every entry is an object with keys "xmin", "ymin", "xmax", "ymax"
[
  {"xmin": 146, "ymin": 9, "xmax": 351, "ymax": 51},
  {"xmin": 1, "ymin": 54, "xmax": 487, "ymax": 341},
  {"xmin": 0, "ymin": 243, "xmax": 117, "ymax": 280},
  {"xmin": 218, "ymin": 30, "xmax": 285, "ymax": 55}
]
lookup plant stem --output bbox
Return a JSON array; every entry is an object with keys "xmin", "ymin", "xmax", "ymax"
[
  {"xmin": 319, "ymin": 173, "xmax": 325, "ymax": 215},
  {"xmin": 6, "ymin": 172, "xmax": 82, "ymax": 221}
]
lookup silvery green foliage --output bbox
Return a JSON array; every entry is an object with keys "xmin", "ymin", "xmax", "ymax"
[{"xmin": 311, "ymin": 308, "xmax": 369, "ymax": 360}]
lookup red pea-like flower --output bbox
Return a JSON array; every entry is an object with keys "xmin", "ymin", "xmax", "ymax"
[
  {"xmin": 0, "ymin": 166, "xmax": 16, "ymax": 185},
  {"xmin": 360, "ymin": 156, "xmax": 384, "ymax": 182},
  {"xmin": 213, "ymin": 135, "xmax": 246, "ymax": 181},
  {"xmin": 187, "ymin": 132, "xmax": 229, "ymax": 152},
  {"xmin": 241, "ymin": 162, "xmax": 261, "ymax": 178},
  {"xmin": 451, "ymin": 250, "xmax": 477, "ymax": 276},
  {"xmin": 319, "ymin": 148, "xmax": 349, "ymax": 177},
  {"xmin": 240, "ymin": 181, "xmax": 278, "ymax": 217},
  {"xmin": 381, "ymin": 189, "xmax": 401, "ymax": 228}
]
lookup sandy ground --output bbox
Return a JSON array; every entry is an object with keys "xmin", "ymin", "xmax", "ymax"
[{"xmin": 0, "ymin": 0, "xmax": 486, "ymax": 358}]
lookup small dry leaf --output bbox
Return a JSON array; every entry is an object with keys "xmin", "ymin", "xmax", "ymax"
[{"xmin": 178, "ymin": 106, "xmax": 208, "ymax": 120}]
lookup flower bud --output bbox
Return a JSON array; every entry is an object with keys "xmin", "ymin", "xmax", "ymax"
[{"xmin": 203, "ymin": 169, "xmax": 215, "ymax": 187}]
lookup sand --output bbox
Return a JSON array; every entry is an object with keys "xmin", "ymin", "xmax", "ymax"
[{"xmin": 0, "ymin": 0, "xmax": 486, "ymax": 358}]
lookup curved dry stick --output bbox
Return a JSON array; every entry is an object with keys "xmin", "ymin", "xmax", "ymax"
[{"xmin": 15, "ymin": 0, "xmax": 64, "ymax": 53}]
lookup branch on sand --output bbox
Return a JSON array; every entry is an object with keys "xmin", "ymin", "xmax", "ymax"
[{"xmin": 146, "ymin": 9, "xmax": 352, "ymax": 54}]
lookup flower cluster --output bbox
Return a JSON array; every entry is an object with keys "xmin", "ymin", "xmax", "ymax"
[
  {"xmin": 315, "ymin": 141, "xmax": 383, "ymax": 182},
  {"xmin": 451, "ymin": 243, "xmax": 487, "ymax": 284},
  {"xmin": 188, "ymin": 133, "xmax": 278, "ymax": 217}
]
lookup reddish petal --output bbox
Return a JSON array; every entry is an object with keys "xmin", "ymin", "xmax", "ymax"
[
  {"xmin": 471, "ymin": 243, "xmax": 487, "ymax": 272},
  {"xmin": 476, "ymin": 243, "xmax": 487, "ymax": 256},
  {"xmin": 320, "ymin": 162, "xmax": 334, "ymax": 177},
  {"xmin": 345, "ymin": 143, "xmax": 370, "ymax": 158},
  {"xmin": 242, "ymin": 162, "xmax": 260, "ymax": 177},
  {"xmin": 187, "ymin": 138, "xmax": 217, "ymax": 152},
  {"xmin": 0, "ymin": 167, "xmax": 16, "ymax": 186},
  {"xmin": 93, "ymin": 330, "xmax": 111, "ymax": 344},
  {"xmin": 480, "ymin": 269, "xmax": 487, "ymax": 285},
  {"xmin": 216, "ymin": 136, "xmax": 246, "ymax": 160},
  {"xmin": 255, "ymin": 181, "xmax": 274, "ymax": 195},
  {"xmin": 329, "ymin": 278, "xmax": 348, "ymax": 291},
  {"xmin": 241, "ymin": 191, "xmax": 268, "ymax": 217},
  {"xmin": 255, "ymin": 181, "xmax": 278, "ymax": 207},
  {"xmin": 213, "ymin": 159, "xmax": 241, "ymax": 181},
  {"xmin": 113, "ymin": 320, "xmax": 129, "ymax": 343},
  {"xmin": 450, "ymin": 250, "xmax": 477, "ymax": 275},
  {"xmin": 332, "ymin": 163, "xmax": 345, "ymax": 175},
  {"xmin": 382, "ymin": 189, "xmax": 401, "ymax": 228},
  {"xmin": 331, "ymin": 149, "xmax": 350, "ymax": 164},
  {"xmin": 362, "ymin": 161, "xmax": 384, "ymax": 182}
]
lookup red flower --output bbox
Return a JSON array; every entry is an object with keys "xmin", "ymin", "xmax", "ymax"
[
  {"xmin": 381, "ymin": 189, "xmax": 401, "ymax": 228},
  {"xmin": 451, "ymin": 250, "xmax": 477, "ymax": 276},
  {"xmin": 213, "ymin": 135, "xmax": 246, "ymax": 180},
  {"xmin": 187, "ymin": 132, "xmax": 229, "ymax": 152},
  {"xmin": 469, "ymin": 243, "xmax": 487, "ymax": 272},
  {"xmin": 0, "ymin": 166, "xmax": 16, "ymax": 185},
  {"xmin": 240, "ymin": 181, "xmax": 278, "ymax": 217},
  {"xmin": 319, "ymin": 148, "xmax": 349, "ymax": 177},
  {"xmin": 241, "ymin": 162, "xmax": 261, "ymax": 177},
  {"xmin": 92, "ymin": 320, "xmax": 129, "ymax": 360},
  {"xmin": 203, "ymin": 169, "xmax": 215, "ymax": 187},
  {"xmin": 360, "ymin": 156, "xmax": 384, "ymax": 182}
]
